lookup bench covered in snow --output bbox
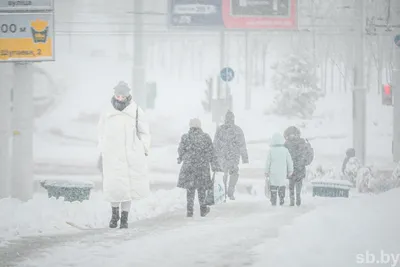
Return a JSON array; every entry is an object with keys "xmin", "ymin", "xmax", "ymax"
[
  {"xmin": 311, "ymin": 179, "xmax": 353, "ymax": 198},
  {"xmin": 40, "ymin": 179, "xmax": 94, "ymax": 202}
]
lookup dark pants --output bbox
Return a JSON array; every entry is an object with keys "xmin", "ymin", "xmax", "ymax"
[
  {"xmin": 289, "ymin": 179, "xmax": 303, "ymax": 206},
  {"xmin": 270, "ymin": 185, "xmax": 286, "ymax": 205},
  {"xmin": 187, "ymin": 188, "xmax": 207, "ymax": 215},
  {"xmin": 223, "ymin": 166, "xmax": 239, "ymax": 198}
]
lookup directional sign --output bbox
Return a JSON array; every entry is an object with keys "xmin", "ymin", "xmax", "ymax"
[
  {"xmin": 0, "ymin": 0, "xmax": 53, "ymax": 12},
  {"xmin": 168, "ymin": 0, "xmax": 223, "ymax": 28},
  {"xmin": 220, "ymin": 67, "xmax": 234, "ymax": 82},
  {"xmin": 0, "ymin": 13, "xmax": 55, "ymax": 62},
  {"xmin": 222, "ymin": 0, "xmax": 298, "ymax": 29},
  {"xmin": 395, "ymin": 34, "xmax": 400, "ymax": 48}
]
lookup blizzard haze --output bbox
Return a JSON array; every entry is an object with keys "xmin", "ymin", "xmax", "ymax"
[{"xmin": 0, "ymin": 0, "xmax": 399, "ymax": 266}]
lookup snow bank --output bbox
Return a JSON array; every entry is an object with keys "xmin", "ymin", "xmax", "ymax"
[
  {"xmin": 0, "ymin": 189, "xmax": 186, "ymax": 245},
  {"xmin": 252, "ymin": 188, "xmax": 400, "ymax": 267}
]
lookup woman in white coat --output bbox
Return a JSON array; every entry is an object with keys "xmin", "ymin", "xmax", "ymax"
[{"xmin": 97, "ymin": 81, "xmax": 151, "ymax": 228}]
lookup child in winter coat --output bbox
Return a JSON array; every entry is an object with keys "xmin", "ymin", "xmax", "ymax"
[{"xmin": 265, "ymin": 133, "xmax": 294, "ymax": 206}]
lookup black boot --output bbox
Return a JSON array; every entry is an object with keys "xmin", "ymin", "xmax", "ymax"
[
  {"xmin": 279, "ymin": 187, "xmax": 286, "ymax": 206},
  {"xmin": 296, "ymin": 196, "xmax": 301, "ymax": 206},
  {"xmin": 187, "ymin": 204, "xmax": 194, "ymax": 218},
  {"xmin": 200, "ymin": 206, "xmax": 210, "ymax": 217},
  {"xmin": 270, "ymin": 187, "xmax": 278, "ymax": 206},
  {"xmin": 120, "ymin": 211, "xmax": 129, "ymax": 229},
  {"xmin": 109, "ymin": 207, "xmax": 120, "ymax": 228}
]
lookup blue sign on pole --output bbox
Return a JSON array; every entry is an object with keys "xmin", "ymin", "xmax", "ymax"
[
  {"xmin": 395, "ymin": 34, "xmax": 400, "ymax": 48},
  {"xmin": 168, "ymin": 0, "xmax": 223, "ymax": 27},
  {"xmin": 220, "ymin": 67, "xmax": 234, "ymax": 82}
]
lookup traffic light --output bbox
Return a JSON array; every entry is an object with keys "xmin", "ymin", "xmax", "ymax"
[{"xmin": 382, "ymin": 84, "xmax": 393, "ymax": 106}]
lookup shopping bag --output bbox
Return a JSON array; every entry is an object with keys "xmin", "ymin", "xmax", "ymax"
[
  {"xmin": 265, "ymin": 178, "xmax": 271, "ymax": 198},
  {"xmin": 205, "ymin": 172, "xmax": 225, "ymax": 205}
]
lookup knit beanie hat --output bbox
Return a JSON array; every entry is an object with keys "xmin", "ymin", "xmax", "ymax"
[
  {"xmin": 113, "ymin": 81, "xmax": 131, "ymax": 97},
  {"xmin": 189, "ymin": 118, "xmax": 201, "ymax": 129}
]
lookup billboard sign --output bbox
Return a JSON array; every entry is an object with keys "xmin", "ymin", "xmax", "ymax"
[
  {"xmin": 0, "ymin": 0, "xmax": 53, "ymax": 12},
  {"xmin": 0, "ymin": 13, "xmax": 55, "ymax": 62},
  {"xmin": 168, "ymin": 0, "xmax": 224, "ymax": 28},
  {"xmin": 222, "ymin": 0, "xmax": 298, "ymax": 29}
]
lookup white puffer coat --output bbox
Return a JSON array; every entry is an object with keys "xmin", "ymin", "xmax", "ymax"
[{"xmin": 97, "ymin": 101, "xmax": 151, "ymax": 202}]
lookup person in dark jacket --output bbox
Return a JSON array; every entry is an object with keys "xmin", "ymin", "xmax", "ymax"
[
  {"xmin": 177, "ymin": 118, "xmax": 219, "ymax": 217},
  {"xmin": 213, "ymin": 111, "xmax": 249, "ymax": 200},
  {"xmin": 284, "ymin": 126, "xmax": 310, "ymax": 206}
]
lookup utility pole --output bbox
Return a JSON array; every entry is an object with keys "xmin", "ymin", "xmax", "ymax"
[
  {"xmin": 132, "ymin": 0, "xmax": 146, "ymax": 109},
  {"xmin": 353, "ymin": 0, "xmax": 367, "ymax": 165},
  {"xmin": 245, "ymin": 31, "xmax": 251, "ymax": 110},
  {"xmin": 219, "ymin": 30, "xmax": 225, "ymax": 101},
  {"xmin": 392, "ymin": 0, "xmax": 400, "ymax": 162},
  {"xmin": 0, "ymin": 65, "xmax": 11, "ymax": 199},
  {"xmin": 11, "ymin": 63, "xmax": 34, "ymax": 201}
]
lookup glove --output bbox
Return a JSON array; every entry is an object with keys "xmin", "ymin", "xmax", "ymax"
[{"xmin": 242, "ymin": 157, "xmax": 249, "ymax": 164}]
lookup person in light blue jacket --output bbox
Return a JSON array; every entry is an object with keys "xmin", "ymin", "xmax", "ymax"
[{"xmin": 265, "ymin": 133, "xmax": 294, "ymax": 206}]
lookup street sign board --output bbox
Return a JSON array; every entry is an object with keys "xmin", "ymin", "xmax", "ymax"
[
  {"xmin": 395, "ymin": 34, "xmax": 400, "ymax": 48},
  {"xmin": 220, "ymin": 67, "xmax": 234, "ymax": 82},
  {"xmin": 0, "ymin": 13, "xmax": 55, "ymax": 62},
  {"xmin": 0, "ymin": 0, "xmax": 53, "ymax": 12},
  {"xmin": 222, "ymin": 0, "xmax": 298, "ymax": 29},
  {"xmin": 168, "ymin": 0, "xmax": 223, "ymax": 28}
]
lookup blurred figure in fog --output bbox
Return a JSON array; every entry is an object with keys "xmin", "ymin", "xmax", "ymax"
[
  {"xmin": 213, "ymin": 110, "xmax": 249, "ymax": 200},
  {"xmin": 342, "ymin": 148, "xmax": 376, "ymax": 193},
  {"xmin": 391, "ymin": 162, "xmax": 400, "ymax": 188},
  {"xmin": 265, "ymin": 133, "xmax": 293, "ymax": 206},
  {"xmin": 341, "ymin": 148, "xmax": 359, "ymax": 186},
  {"xmin": 177, "ymin": 118, "xmax": 219, "ymax": 217},
  {"xmin": 97, "ymin": 81, "xmax": 151, "ymax": 229}
]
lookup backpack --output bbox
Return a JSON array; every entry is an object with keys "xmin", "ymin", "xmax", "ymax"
[{"xmin": 304, "ymin": 139, "xmax": 314, "ymax": 166}]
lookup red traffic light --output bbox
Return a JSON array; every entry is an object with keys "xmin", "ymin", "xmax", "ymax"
[
  {"xmin": 382, "ymin": 84, "xmax": 393, "ymax": 106},
  {"xmin": 384, "ymin": 84, "xmax": 391, "ymax": 95}
]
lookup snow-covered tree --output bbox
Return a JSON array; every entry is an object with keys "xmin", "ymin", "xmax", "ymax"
[{"xmin": 270, "ymin": 54, "xmax": 322, "ymax": 119}]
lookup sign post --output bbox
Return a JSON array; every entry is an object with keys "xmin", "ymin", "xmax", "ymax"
[
  {"xmin": 0, "ymin": 13, "xmax": 55, "ymax": 62},
  {"xmin": 212, "ymin": 67, "xmax": 234, "ymax": 128},
  {"xmin": 0, "ymin": 0, "xmax": 54, "ymax": 201},
  {"xmin": 0, "ymin": 65, "xmax": 11, "ymax": 199}
]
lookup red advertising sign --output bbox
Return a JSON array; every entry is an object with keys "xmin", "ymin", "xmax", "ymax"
[{"xmin": 222, "ymin": 0, "xmax": 298, "ymax": 29}]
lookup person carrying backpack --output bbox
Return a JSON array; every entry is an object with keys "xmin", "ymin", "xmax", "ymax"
[{"xmin": 283, "ymin": 126, "xmax": 314, "ymax": 206}]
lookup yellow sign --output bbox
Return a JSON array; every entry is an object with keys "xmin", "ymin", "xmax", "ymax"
[{"xmin": 0, "ymin": 13, "xmax": 54, "ymax": 62}]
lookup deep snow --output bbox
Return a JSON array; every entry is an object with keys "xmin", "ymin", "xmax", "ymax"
[{"xmin": 4, "ymin": 189, "xmax": 398, "ymax": 267}]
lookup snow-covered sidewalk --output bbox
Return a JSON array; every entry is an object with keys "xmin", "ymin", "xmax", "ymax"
[
  {"xmin": 252, "ymin": 188, "xmax": 400, "ymax": 267},
  {"xmin": 4, "ymin": 197, "xmax": 318, "ymax": 267},
  {"xmin": 1, "ymin": 189, "xmax": 398, "ymax": 267},
  {"xmin": 0, "ymin": 189, "xmax": 186, "ymax": 245}
]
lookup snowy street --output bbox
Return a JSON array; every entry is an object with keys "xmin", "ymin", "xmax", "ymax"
[
  {"xmin": 1, "ymin": 189, "xmax": 399, "ymax": 267},
  {"xmin": 0, "ymin": 199, "xmax": 319, "ymax": 267},
  {"xmin": 1, "ymin": 0, "xmax": 400, "ymax": 266}
]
